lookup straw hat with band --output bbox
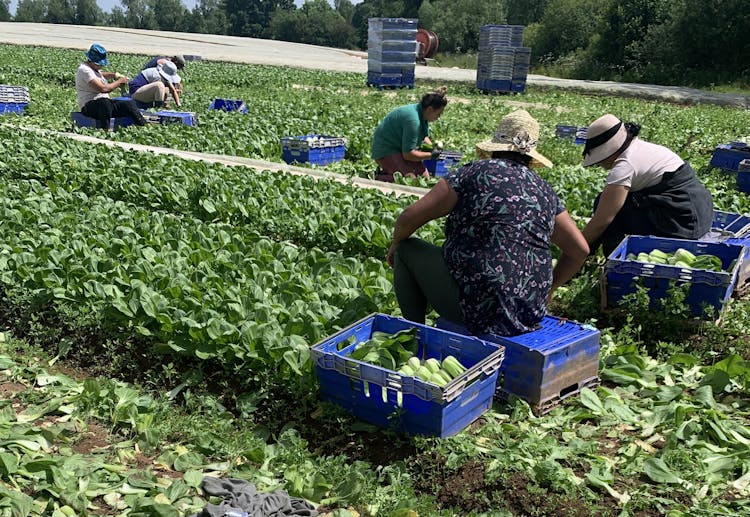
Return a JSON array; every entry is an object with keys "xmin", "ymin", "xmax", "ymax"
[
  {"xmin": 582, "ymin": 114, "xmax": 630, "ymax": 167},
  {"xmin": 475, "ymin": 109, "xmax": 553, "ymax": 168}
]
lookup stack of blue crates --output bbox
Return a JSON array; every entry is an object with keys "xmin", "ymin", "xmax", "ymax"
[
  {"xmin": 367, "ymin": 18, "xmax": 418, "ymax": 89},
  {"xmin": 477, "ymin": 25, "xmax": 530, "ymax": 93},
  {"xmin": 0, "ymin": 85, "xmax": 30, "ymax": 115},
  {"xmin": 436, "ymin": 316, "xmax": 600, "ymax": 415},
  {"xmin": 281, "ymin": 134, "xmax": 347, "ymax": 166},
  {"xmin": 709, "ymin": 141, "xmax": 750, "ymax": 193}
]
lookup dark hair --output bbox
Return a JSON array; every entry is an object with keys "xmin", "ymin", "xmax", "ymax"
[
  {"xmin": 615, "ymin": 121, "xmax": 642, "ymax": 156},
  {"xmin": 421, "ymin": 85, "xmax": 448, "ymax": 110},
  {"xmin": 491, "ymin": 150, "xmax": 532, "ymax": 167},
  {"xmin": 624, "ymin": 122, "xmax": 641, "ymax": 138}
]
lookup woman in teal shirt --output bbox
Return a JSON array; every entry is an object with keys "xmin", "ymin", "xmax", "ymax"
[{"xmin": 371, "ymin": 86, "xmax": 448, "ymax": 182}]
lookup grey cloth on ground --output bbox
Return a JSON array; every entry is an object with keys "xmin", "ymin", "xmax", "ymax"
[{"xmin": 192, "ymin": 477, "xmax": 318, "ymax": 517}]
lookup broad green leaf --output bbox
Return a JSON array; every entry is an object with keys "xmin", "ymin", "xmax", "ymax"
[
  {"xmin": 183, "ymin": 470, "xmax": 203, "ymax": 487},
  {"xmin": 712, "ymin": 354, "xmax": 750, "ymax": 379},
  {"xmin": 699, "ymin": 370, "xmax": 730, "ymax": 394},
  {"xmin": 693, "ymin": 385, "xmax": 718, "ymax": 408},
  {"xmin": 173, "ymin": 452, "xmax": 205, "ymax": 472},
  {"xmin": 578, "ymin": 388, "xmax": 604, "ymax": 414},
  {"xmin": 0, "ymin": 485, "xmax": 33, "ymax": 517},
  {"xmin": 0, "ymin": 452, "xmax": 18, "ymax": 476},
  {"xmin": 643, "ymin": 458, "xmax": 682, "ymax": 484}
]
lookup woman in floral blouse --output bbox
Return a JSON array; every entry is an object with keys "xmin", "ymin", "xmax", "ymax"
[{"xmin": 387, "ymin": 110, "xmax": 589, "ymax": 336}]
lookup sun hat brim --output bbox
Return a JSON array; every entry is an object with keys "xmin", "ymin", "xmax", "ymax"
[
  {"xmin": 158, "ymin": 68, "xmax": 179, "ymax": 84},
  {"xmin": 85, "ymin": 52, "xmax": 108, "ymax": 66},
  {"xmin": 582, "ymin": 116, "xmax": 628, "ymax": 167},
  {"xmin": 475, "ymin": 140, "xmax": 553, "ymax": 169}
]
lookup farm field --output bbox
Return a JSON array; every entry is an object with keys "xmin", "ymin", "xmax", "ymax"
[{"xmin": 0, "ymin": 43, "xmax": 750, "ymax": 516}]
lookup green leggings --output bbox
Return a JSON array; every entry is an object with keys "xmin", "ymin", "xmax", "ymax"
[{"xmin": 393, "ymin": 238, "xmax": 464, "ymax": 324}]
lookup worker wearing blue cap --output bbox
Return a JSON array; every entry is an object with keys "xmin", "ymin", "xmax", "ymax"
[{"xmin": 75, "ymin": 43, "xmax": 148, "ymax": 129}]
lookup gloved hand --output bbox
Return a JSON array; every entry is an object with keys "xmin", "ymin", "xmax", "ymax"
[{"xmin": 430, "ymin": 148, "xmax": 441, "ymax": 160}]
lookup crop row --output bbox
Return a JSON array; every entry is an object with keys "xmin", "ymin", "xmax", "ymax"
[
  {"xmin": 5, "ymin": 44, "xmax": 750, "ymax": 188},
  {"xmin": 0, "ymin": 126, "xmax": 447, "ymax": 257},
  {"xmin": 0, "ymin": 179, "xmax": 395, "ymax": 375}
]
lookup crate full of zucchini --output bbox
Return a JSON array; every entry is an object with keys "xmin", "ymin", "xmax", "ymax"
[
  {"xmin": 311, "ymin": 313, "xmax": 505, "ymax": 437},
  {"xmin": 602, "ymin": 236, "xmax": 746, "ymax": 317}
]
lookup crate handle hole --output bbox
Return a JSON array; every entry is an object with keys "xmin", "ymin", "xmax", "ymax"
[{"xmin": 559, "ymin": 383, "xmax": 579, "ymax": 398}]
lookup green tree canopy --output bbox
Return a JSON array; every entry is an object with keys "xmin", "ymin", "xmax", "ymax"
[
  {"xmin": 418, "ymin": 0, "xmax": 505, "ymax": 52},
  {"xmin": 226, "ymin": 0, "xmax": 294, "ymax": 38},
  {"xmin": 14, "ymin": 0, "xmax": 48, "ymax": 22},
  {"xmin": 270, "ymin": 0, "xmax": 356, "ymax": 49},
  {"xmin": 0, "ymin": 0, "xmax": 11, "ymax": 21}
]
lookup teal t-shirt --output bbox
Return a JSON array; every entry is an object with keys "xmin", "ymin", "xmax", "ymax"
[{"xmin": 371, "ymin": 103, "xmax": 429, "ymax": 160}]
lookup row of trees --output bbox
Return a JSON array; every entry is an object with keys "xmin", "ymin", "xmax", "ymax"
[{"xmin": 2, "ymin": 0, "xmax": 748, "ymax": 87}]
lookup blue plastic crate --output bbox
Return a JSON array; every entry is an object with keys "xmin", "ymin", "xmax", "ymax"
[
  {"xmin": 709, "ymin": 142, "xmax": 750, "ymax": 172},
  {"xmin": 574, "ymin": 127, "xmax": 588, "ymax": 145},
  {"xmin": 366, "ymin": 72, "xmax": 414, "ymax": 89},
  {"xmin": 368, "ymin": 17, "xmax": 418, "ymax": 32},
  {"xmin": 209, "ymin": 98, "xmax": 247, "ymax": 113},
  {"xmin": 70, "ymin": 111, "xmax": 134, "ymax": 130},
  {"xmin": 737, "ymin": 159, "xmax": 750, "ymax": 193},
  {"xmin": 368, "ymin": 40, "xmax": 418, "ymax": 53},
  {"xmin": 477, "ymin": 78, "xmax": 512, "ymax": 92},
  {"xmin": 436, "ymin": 316, "xmax": 600, "ymax": 415},
  {"xmin": 555, "ymin": 125, "xmax": 578, "ymax": 138},
  {"xmin": 424, "ymin": 151, "xmax": 463, "ymax": 178},
  {"xmin": 701, "ymin": 210, "xmax": 750, "ymax": 296},
  {"xmin": 602, "ymin": 236, "xmax": 745, "ymax": 317},
  {"xmin": 709, "ymin": 210, "xmax": 750, "ymax": 238},
  {"xmin": 281, "ymin": 134, "xmax": 346, "ymax": 166},
  {"xmin": 367, "ymin": 60, "xmax": 415, "ymax": 75},
  {"xmin": 311, "ymin": 313, "xmax": 505, "ymax": 437},
  {"xmin": 368, "ymin": 49, "xmax": 417, "ymax": 63},
  {"xmin": 150, "ymin": 110, "xmax": 197, "ymax": 126},
  {"xmin": 510, "ymin": 81, "xmax": 526, "ymax": 93},
  {"xmin": 553, "ymin": 125, "xmax": 588, "ymax": 145},
  {"xmin": 0, "ymin": 102, "xmax": 27, "ymax": 115}
]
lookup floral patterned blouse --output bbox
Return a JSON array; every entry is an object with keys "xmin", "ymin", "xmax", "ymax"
[{"xmin": 443, "ymin": 159, "xmax": 565, "ymax": 336}]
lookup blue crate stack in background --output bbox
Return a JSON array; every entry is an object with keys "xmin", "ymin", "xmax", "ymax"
[
  {"xmin": 208, "ymin": 98, "xmax": 247, "ymax": 113},
  {"xmin": 0, "ymin": 85, "xmax": 30, "ymax": 115},
  {"xmin": 367, "ymin": 18, "xmax": 418, "ymax": 89},
  {"xmin": 555, "ymin": 125, "xmax": 588, "ymax": 145},
  {"xmin": 281, "ymin": 134, "xmax": 347, "ymax": 166},
  {"xmin": 424, "ymin": 151, "xmax": 463, "ymax": 177},
  {"xmin": 709, "ymin": 141, "xmax": 750, "ymax": 193},
  {"xmin": 476, "ymin": 25, "xmax": 530, "ymax": 93}
]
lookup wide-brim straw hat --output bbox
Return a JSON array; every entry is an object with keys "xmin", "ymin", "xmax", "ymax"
[
  {"xmin": 475, "ymin": 109, "xmax": 553, "ymax": 168},
  {"xmin": 582, "ymin": 114, "xmax": 627, "ymax": 166}
]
